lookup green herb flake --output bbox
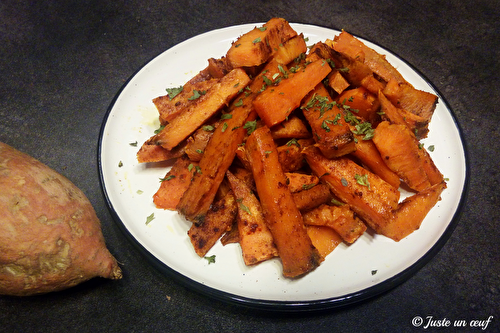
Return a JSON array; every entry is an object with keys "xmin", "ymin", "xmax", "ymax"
[
  {"xmin": 118, "ymin": 161, "xmax": 123, "ymax": 167},
  {"xmin": 195, "ymin": 166, "xmax": 202, "ymax": 174},
  {"xmin": 220, "ymin": 113, "xmax": 233, "ymax": 120},
  {"xmin": 243, "ymin": 120, "xmax": 257, "ymax": 135},
  {"xmin": 129, "ymin": 141, "xmax": 138, "ymax": 147},
  {"xmin": 154, "ymin": 124, "xmax": 166, "ymax": 134},
  {"xmin": 234, "ymin": 98, "xmax": 243, "ymax": 107},
  {"xmin": 240, "ymin": 203, "xmax": 252, "ymax": 215},
  {"xmin": 221, "ymin": 122, "xmax": 228, "ymax": 132},
  {"xmin": 286, "ymin": 138, "xmax": 300, "ymax": 147},
  {"xmin": 145, "ymin": 213, "xmax": 155, "ymax": 225},
  {"xmin": 188, "ymin": 163, "xmax": 194, "ymax": 172},
  {"xmin": 196, "ymin": 149, "xmax": 203, "ymax": 154},
  {"xmin": 204, "ymin": 255, "xmax": 216, "ymax": 264},
  {"xmin": 371, "ymin": 270, "xmax": 378, "ymax": 275},
  {"xmin": 302, "ymin": 183, "xmax": 316, "ymax": 190},
  {"xmin": 136, "ymin": 190, "xmax": 144, "ymax": 195},
  {"xmin": 341, "ymin": 177, "xmax": 348, "ymax": 187},
  {"xmin": 355, "ymin": 174, "xmax": 371, "ymax": 189},
  {"xmin": 331, "ymin": 198, "xmax": 345, "ymax": 206},
  {"xmin": 428, "ymin": 145, "xmax": 435, "ymax": 152},
  {"xmin": 160, "ymin": 175, "xmax": 175, "ymax": 182},
  {"xmin": 258, "ymin": 26, "xmax": 267, "ymax": 32},
  {"xmin": 166, "ymin": 86, "xmax": 183, "ymax": 99},
  {"xmin": 252, "ymin": 37, "xmax": 262, "ymax": 44},
  {"xmin": 188, "ymin": 90, "xmax": 206, "ymax": 101},
  {"xmin": 202, "ymin": 125, "xmax": 215, "ymax": 132}
]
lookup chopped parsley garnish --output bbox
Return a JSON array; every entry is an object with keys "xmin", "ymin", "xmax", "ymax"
[
  {"xmin": 258, "ymin": 27, "xmax": 267, "ymax": 32},
  {"xmin": 202, "ymin": 125, "xmax": 215, "ymax": 132},
  {"xmin": 331, "ymin": 198, "xmax": 345, "ymax": 206},
  {"xmin": 352, "ymin": 122, "xmax": 375, "ymax": 140},
  {"xmin": 220, "ymin": 113, "xmax": 233, "ymax": 120},
  {"xmin": 355, "ymin": 174, "xmax": 371, "ymax": 189},
  {"xmin": 145, "ymin": 213, "xmax": 155, "ymax": 225},
  {"xmin": 166, "ymin": 86, "xmax": 183, "ymax": 99},
  {"xmin": 302, "ymin": 183, "xmax": 316, "ymax": 190},
  {"xmin": 204, "ymin": 255, "xmax": 216, "ymax": 264},
  {"xmin": 234, "ymin": 98, "xmax": 244, "ymax": 107},
  {"xmin": 160, "ymin": 175, "xmax": 175, "ymax": 182},
  {"xmin": 221, "ymin": 122, "xmax": 228, "ymax": 132},
  {"xmin": 428, "ymin": 145, "xmax": 435, "ymax": 152},
  {"xmin": 240, "ymin": 203, "xmax": 252, "ymax": 215},
  {"xmin": 188, "ymin": 89, "xmax": 206, "ymax": 100},
  {"xmin": 129, "ymin": 141, "xmax": 138, "ymax": 147},
  {"xmin": 286, "ymin": 138, "xmax": 300, "ymax": 147},
  {"xmin": 154, "ymin": 125, "xmax": 165, "ymax": 134},
  {"xmin": 118, "ymin": 161, "xmax": 123, "ymax": 167},
  {"xmin": 252, "ymin": 37, "xmax": 262, "ymax": 44},
  {"xmin": 243, "ymin": 120, "xmax": 257, "ymax": 135}
]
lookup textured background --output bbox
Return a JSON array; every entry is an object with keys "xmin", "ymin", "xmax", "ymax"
[{"xmin": 1, "ymin": 1, "xmax": 498, "ymax": 332}]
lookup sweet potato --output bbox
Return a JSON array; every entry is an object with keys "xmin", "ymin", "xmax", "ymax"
[
  {"xmin": 187, "ymin": 191, "xmax": 238, "ymax": 257},
  {"xmin": 153, "ymin": 156, "xmax": 197, "ymax": 210},
  {"xmin": 373, "ymin": 121, "xmax": 433, "ymax": 191},
  {"xmin": 382, "ymin": 79, "xmax": 438, "ymax": 132},
  {"xmin": 253, "ymin": 59, "xmax": 332, "ymax": 127},
  {"xmin": 336, "ymin": 87, "xmax": 380, "ymax": 123},
  {"xmin": 303, "ymin": 146, "xmax": 400, "ymax": 232},
  {"xmin": 302, "ymin": 204, "xmax": 367, "ymax": 244},
  {"xmin": 378, "ymin": 90, "xmax": 429, "ymax": 140},
  {"xmin": 0, "ymin": 142, "xmax": 121, "ymax": 296},
  {"xmin": 245, "ymin": 127, "xmax": 322, "ymax": 278},
  {"xmin": 333, "ymin": 31, "xmax": 406, "ymax": 84},
  {"xmin": 154, "ymin": 78, "xmax": 218, "ymax": 125},
  {"xmin": 226, "ymin": 18, "xmax": 297, "ymax": 68},
  {"xmin": 301, "ymin": 84, "xmax": 356, "ymax": 158},
  {"xmin": 155, "ymin": 68, "xmax": 251, "ymax": 150},
  {"xmin": 136, "ymin": 136, "xmax": 186, "ymax": 163},
  {"xmin": 226, "ymin": 171, "xmax": 278, "ymax": 265},
  {"xmin": 378, "ymin": 181, "xmax": 447, "ymax": 241},
  {"xmin": 292, "ymin": 183, "xmax": 332, "ymax": 212},
  {"xmin": 176, "ymin": 105, "xmax": 257, "ymax": 223},
  {"xmin": 270, "ymin": 116, "xmax": 311, "ymax": 140},
  {"xmin": 273, "ymin": 34, "xmax": 308, "ymax": 65},
  {"xmin": 306, "ymin": 225, "xmax": 343, "ymax": 260},
  {"xmin": 276, "ymin": 138, "xmax": 314, "ymax": 172}
]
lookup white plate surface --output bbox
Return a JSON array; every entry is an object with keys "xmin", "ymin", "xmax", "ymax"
[{"xmin": 99, "ymin": 23, "xmax": 468, "ymax": 308}]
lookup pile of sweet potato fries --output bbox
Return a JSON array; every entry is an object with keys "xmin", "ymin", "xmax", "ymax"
[{"xmin": 137, "ymin": 18, "xmax": 446, "ymax": 278}]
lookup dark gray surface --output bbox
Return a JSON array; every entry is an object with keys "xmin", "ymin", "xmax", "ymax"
[{"xmin": 1, "ymin": 0, "xmax": 498, "ymax": 332}]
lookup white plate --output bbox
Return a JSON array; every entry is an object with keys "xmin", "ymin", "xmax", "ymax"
[{"xmin": 99, "ymin": 23, "xmax": 468, "ymax": 311}]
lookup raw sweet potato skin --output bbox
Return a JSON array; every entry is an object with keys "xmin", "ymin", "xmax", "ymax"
[{"xmin": 0, "ymin": 142, "xmax": 121, "ymax": 296}]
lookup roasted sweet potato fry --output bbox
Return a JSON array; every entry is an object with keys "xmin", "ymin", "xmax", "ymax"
[
  {"xmin": 378, "ymin": 181, "xmax": 447, "ymax": 241},
  {"xmin": 136, "ymin": 136, "xmax": 186, "ymax": 163},
  {"xmin": 378, "ymin": 90, "xmax": 429, "ymax": 140},
  {"xmin": 336, "ymin": 87, "xmax": 380, "ymax": 123},
  {"xmin": 373, "ymin": 121, "xmax": 436, "ymax": 192},
  {"xmin": 245, "ymin": 126, "xmax": 322, "ymax": 278},
  {"xmin": 333, "ymin": 30, "xmax": 406, "ymax": 84},
  {"xmin": 154, "ymin": 78, "xmax": 218, "ymax": 125},
  {"xmin": 270, "ymin": 115, "xmax": 311, "ymax": 140},
  {"xmin": 176, "ymin": 101, "xmax": 257, "ymax": 224},
  {"xmin": 155, "ymin": 68, "xmax": 251, "ymax": 150},
  {"xmin": 226, "ymin": 171, "xmax": 278, "ymax": 265},
  {"xmin": 302, "ymin": 204, "xmax": 367, "ymax": 243},
  {"xmin": 253, "ymin": 59, "xmax": 332, "ymax": 127},
  {"xmin": 188, "ymin": 191, "xmax": 238, "ymax": 257},
  {"xmin": 273, "ymin": 34, "xmax": 308, "ymax": 65},
  {"xmin": 226, "ymin": 18, "xmax": 297, "ymax": 68},
  {"xmin": 285, "ymin": 172, "xmax": 320, "ymax": 193},
  {"xmin": 292, "ymin": 183, "xmax": 332, "ymax": 212},
  {"xmin": 306, "ymin": 225, "xmax": 343, "ymax": 260},
  {"xmin": 382, "ymin": 79, "xmax": 438, "ymax": 134},
  {"xmin": 303, "ymin": 146, "xmax": 400, "ymax": 232},
  {"xmin": 301, "ymin": 84, "xmax": 356, "ymax": 158},
  {"xmin": 153, "ymin": 156, "xmax": 197, "ymax": 210},
  {"xmin": 276, "ymin": 138, "xmax": 314, "ymax": 172}
]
